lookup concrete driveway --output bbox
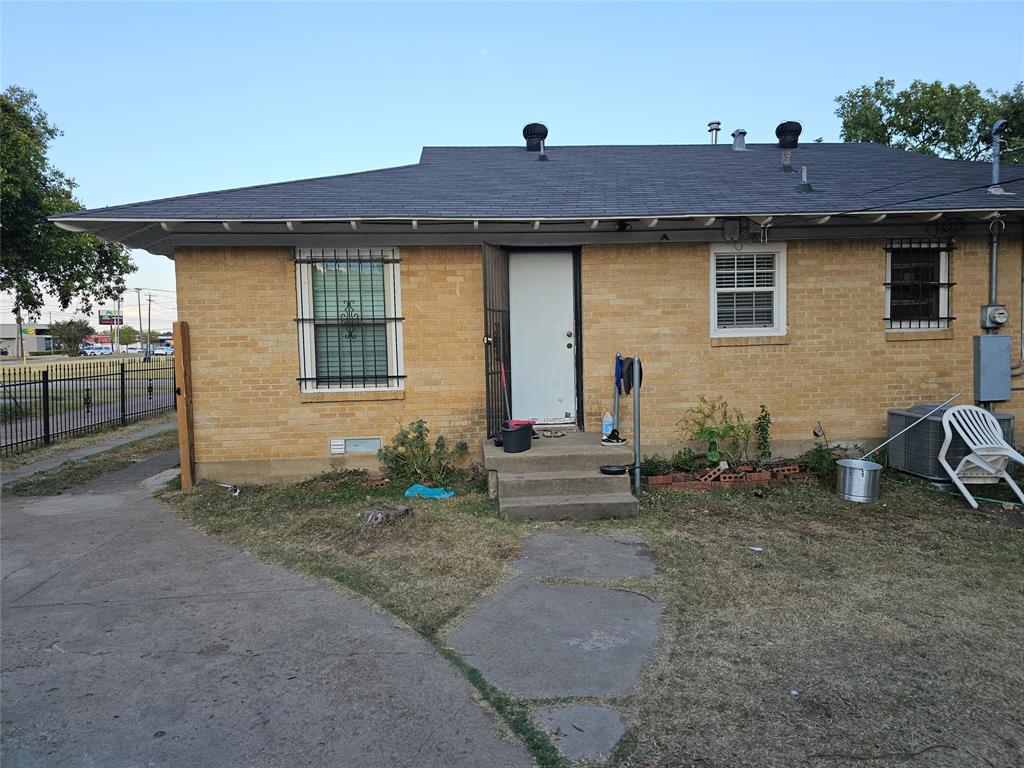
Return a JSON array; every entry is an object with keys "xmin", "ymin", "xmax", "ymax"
[{"xmin": 1, "ymin": 451, "xmax": 532, "ymax": 768}]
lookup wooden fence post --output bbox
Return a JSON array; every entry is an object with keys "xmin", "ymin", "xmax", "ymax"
[{"xmin": 173, "ymin": 321, "xmax": 195, "ymax": 490}]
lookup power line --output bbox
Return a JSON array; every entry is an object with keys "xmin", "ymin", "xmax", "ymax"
[
  {"xmin": 127, "ymin": 286, "xmax": 176, "ymax": 294},
  {"xmin": 832, "ymin": 174, "xmax": 1024, "ymax": 218}
]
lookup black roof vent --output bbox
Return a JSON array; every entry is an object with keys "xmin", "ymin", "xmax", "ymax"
[
  {"xmin": 776, "ymin": 121, "xmax": 802, "ymax": 149},
  {"xmin": 523, "ymin": 123, "xmax": 548, "ymax": 152}
]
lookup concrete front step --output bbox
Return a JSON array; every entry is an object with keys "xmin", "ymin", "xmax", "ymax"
[
  {"xmin": 499, "ymin": 493, "xmax": 639, "ymax": 521},
  {"xmin": 483, "ymin": 433, "xmax": 633, "ymax": 474},
  {"xmin": 497, "ymin": 469, "xmax": 631, "ymax": 499}
]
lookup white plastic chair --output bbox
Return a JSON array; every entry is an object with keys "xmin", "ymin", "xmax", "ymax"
[{"xmin": 938, "ymin": 405, "xmax": 1024, "ymax": 509}]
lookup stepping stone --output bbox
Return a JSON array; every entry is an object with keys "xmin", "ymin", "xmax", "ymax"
[
  {"xmin": 448, "ymin": 579, "xmax": 660, "ymax": 698},
  {"xmin": 533, "ymin": 704, "xmax": 626, "ymax": 761},
  {"xmin": 513, "ymin": 531, "xmax": 657, "ymax": 580}
]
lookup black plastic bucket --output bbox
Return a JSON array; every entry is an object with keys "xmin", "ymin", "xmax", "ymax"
[{"xmin": 501, "ymin": 424, "xmax": 532, "ymax": 453}]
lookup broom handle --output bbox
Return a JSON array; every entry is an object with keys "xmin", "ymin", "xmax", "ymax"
[
  {"xmin": 499, "ymin": 358, "xmax": 512, "ymax": 422},
  {"xmin": 859, "ymin": 393, "xmax": 960, "ymax": 461}
]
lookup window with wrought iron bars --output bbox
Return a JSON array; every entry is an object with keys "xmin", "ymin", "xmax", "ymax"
[
  {"xmin": 295, "ymin": 248, "xmax": 405, "ymax": 390},
  {"xmin": 884, "ymin": 239, "xmax": 955, "ymax": 330}
]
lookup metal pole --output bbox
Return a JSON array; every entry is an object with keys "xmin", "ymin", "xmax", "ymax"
[
  {"xmin": 119, "ymin": 361, "xmax": 127, "ymax": 426},
  {"xmin": 992, "ymin": 131, "xmax": 1001, "ymax": 189},
  {"xmin": 612, "ymin": 353, "xmax": 620, "ymax": 430},
  {"xmin": 136, "ymin": 288, "xmax": 144, "ymax": 354},
  {"xmin": 632, "ymin": 355, "xmax": 641, "ymax": 492},
  {"xmin": 41, "ymin": 370, "xmax": 51, "ymax": 445},
  {"xmin": 147, "ymin": 294, "xmax": 153, "ymax": 359},
  {"xmin": 989, "ymin": 225, "xmax": 1000, "ymax": 309},
  {"xmin": 859, "ymin": 393, "xmax": 960, "ymax": 461}
]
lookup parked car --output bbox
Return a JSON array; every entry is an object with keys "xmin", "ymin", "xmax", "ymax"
[
  {"xmin": 82, "ymin": 344, "xmax": 112, "ymax": 356},
  {"xmin": 151, "ymin": 346, "xmax": 174, "ymax": 356}
]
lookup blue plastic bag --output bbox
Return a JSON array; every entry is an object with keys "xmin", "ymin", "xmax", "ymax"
[{"xmin": 404, "ymin": 484, "xmax": 455, "ymax": 499}]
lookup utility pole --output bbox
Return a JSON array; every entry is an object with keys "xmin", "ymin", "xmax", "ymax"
[
  {"xmin": 147, "ymin": 294, "xmax": 153, "ymax": 360},
  {"xmin": 136, "ymin": 288, "xmax": 144, "ymax": 356},
  {"xmin": 15, "ymin": 311, "xmax": 25, "ymax": 361}
]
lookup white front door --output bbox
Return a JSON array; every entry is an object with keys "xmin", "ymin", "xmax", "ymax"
[{"xmin": 508, "ymin": 251, "xmax": 576, "ymax": 424}]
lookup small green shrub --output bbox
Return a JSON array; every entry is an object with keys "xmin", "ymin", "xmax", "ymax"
[
  {"xmin": 671, "ymin": 447, "xmax": 700, "ymax": 472},
  {"xmin": 801, "ymin": 443, "xmax": 838, "ymax": 483},
  {"xmin": 640, "ymin": 454, "xmax": 673, "ymax": 477},
  {"xmin": 378, "ymin": 420, "xmax": 469, "ymax": 487},
  {"xmin": 754, "ymin": 404, "xmax": 772, "ymax": 462},
  {"xmin": 678, "ymin": 395, "xmax": 751, "ymax": 466}
]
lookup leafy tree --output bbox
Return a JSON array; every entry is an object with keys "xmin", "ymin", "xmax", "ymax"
[
  {"xmin": 50, "ymin": 319, "xmax": 95, "ymax": 355},
  {"xmin": 835, "ymin": 78, "xmax": 1024, "ymax": 162},
  {"xmin": 118, "ymin": 325, "xmax": 138, "ymax": 345},
  {"xmin": 1, "ymin": 86, "xmax": 135, "ymax": 320}
]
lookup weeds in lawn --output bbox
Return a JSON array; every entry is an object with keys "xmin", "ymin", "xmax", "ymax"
[
  {"xmin": 801, "ymin": 442, "xmax": 839, "ymax": 482},
  {"xmin": 679, "ymin": 395, "xmax": 752, "ymax": 465},
  {"xmin": 377, "ymin": 420, "xmax": 470, "ymax": 488},
  {"xmin": 754, "ymin": 403, "xmax": 772, "ymax": 461}
]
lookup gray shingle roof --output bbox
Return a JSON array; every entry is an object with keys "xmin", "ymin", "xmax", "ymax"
[{"xmin": 54, "ymin": 142, "xmax": 1024, "ymax": 221}]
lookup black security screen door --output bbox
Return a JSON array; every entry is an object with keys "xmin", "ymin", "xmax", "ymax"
[{"xmin": 483, "ymin": 243, "xmax": 510, "ymax": 439}]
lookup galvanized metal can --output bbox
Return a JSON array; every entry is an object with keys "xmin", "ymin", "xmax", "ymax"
[{"xmin": 835, "ymin": 459, "xmax": 882, "ymax": 503}]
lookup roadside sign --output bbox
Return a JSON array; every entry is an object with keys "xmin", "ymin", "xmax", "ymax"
[{"xmin": 99, "ymin": 309, "xmax": 123, "ymax": 326}]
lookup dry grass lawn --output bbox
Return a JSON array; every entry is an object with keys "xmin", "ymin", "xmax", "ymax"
[
  {"xmin": 6, "ymin": 427, "xmax": 179, "ymax": 495},
  {"xmin": 165, "ymin": 474, "xmax": 525, "ymax": 636},
  {"xmin": 610, "ymin": 481, "xmax": 1024, "ymax": 768},
  {"xmin": 163, "ymin": 472, "xmax": 1024, "ymax": 768}
]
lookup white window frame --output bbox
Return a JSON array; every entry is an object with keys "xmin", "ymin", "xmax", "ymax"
[
  {"xmin": 295, "ymin": 248, "xmax": 405, "ymax": 393},
  {"xmin": 709, "ymin": 242, "xmax": 788, "ymax": 337},
  {"xmin": 884, "ymin": 243, "xmax": 950, "ymax": 331}
]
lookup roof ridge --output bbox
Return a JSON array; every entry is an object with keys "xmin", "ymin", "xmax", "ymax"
[{"xmin": 421, "ymin": 141, "xmax": 864, "ymax": 150}]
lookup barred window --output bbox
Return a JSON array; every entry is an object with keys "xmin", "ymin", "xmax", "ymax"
[
  {"xmin": 710, "ymin": 245, "xmax": 787, "ymax": 336},
  {"xmin": 885, "ymin": 239, "xmax": 954, "ymax": 330},
  {"xmin": 295, "ymin": 248, "xmax": 404, "ymax": 390}
]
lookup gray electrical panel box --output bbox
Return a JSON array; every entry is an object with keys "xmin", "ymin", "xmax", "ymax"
[{"xmin": 973, "ymin": 334, "xmax": 1011, "ymax": 402}]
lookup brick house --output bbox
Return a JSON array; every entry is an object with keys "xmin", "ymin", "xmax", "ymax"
[{"xmin": 53, "ymin": 122, "xmax": 1024, "ymax": 493}]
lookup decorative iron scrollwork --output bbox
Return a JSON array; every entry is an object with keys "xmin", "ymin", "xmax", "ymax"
[{"xmin": 340, "ymin": 299, "xmax": 360, "ymax": 339}]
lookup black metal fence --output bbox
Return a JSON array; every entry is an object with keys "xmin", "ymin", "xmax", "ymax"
[{"xmin": 1, "ymin": 358, "xmax": 176, "ymax": 455}]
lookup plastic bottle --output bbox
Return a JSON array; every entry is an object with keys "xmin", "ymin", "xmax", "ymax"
[{"xmin": 602, "ymin": 411, "xmax": 614, "ymax": 436}]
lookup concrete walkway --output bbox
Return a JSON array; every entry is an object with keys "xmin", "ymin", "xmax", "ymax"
[
  {"xmin": 1, "ymin": 421, "xmax": 176, "ymax": 489},
  {"xmin": 1, "ymin": 451, "xmax": 532, "ymax": 767},
  {"xmin": 449, "ymin": 530, "xmax": 663, "ymax": 762}
]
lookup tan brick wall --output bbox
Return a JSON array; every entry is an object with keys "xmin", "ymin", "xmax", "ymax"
[
  {"xmin": 581, "ymin": 237, "xmax": 1024, "ymax": 456},
  {"xmin": 176, "ymin": 237, "xmax": 1024, "ymax": 482},
  {"xmin": 174, "ymin": 246, "xmax": 485, "ymax": 483}
]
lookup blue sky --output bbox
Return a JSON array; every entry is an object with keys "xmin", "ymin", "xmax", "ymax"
[{"xmin": 2, "ymin": 1, "xmax": 1022, "ymax": 328}]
